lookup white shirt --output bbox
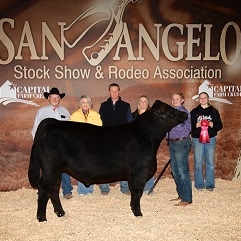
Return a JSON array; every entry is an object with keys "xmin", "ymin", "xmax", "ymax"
[{"xmin": 32, "ymin": 105, "xmax": 70, "ymax": 138}]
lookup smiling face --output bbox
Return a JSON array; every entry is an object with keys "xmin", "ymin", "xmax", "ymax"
[
  {"xmin": 80, "ymin": 97, "xmax": 91, "ymax": 112},
  {"xmin": 79, "ymin": 96, "xmax": 92, "ymax": 113},
  {"xmin": 198, "ymin": 92, "xmax": 209, "ymax": 108},
  {"xmin": 138, "ymin": 96, "xmax": 149, "ymax": 113},
  {"xmin": 171, "ymin": 93, "xmax": 184, "ymax": 107},
  {"xmin": 109, "ymin": 85, "xmax": 120, "ymax": 103},
  {"xmin": 48, "ymin": 94, "xmax": 61, "ymax": 108}
]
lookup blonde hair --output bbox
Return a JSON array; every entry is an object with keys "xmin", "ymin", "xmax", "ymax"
[
  {"xmin": 172, "ymin": 92, "xmax": 185, "ymax": 105},
  {"xmin": 173, "ymin": 92, "xmax": 184, "ymax": 100},
  {"xmin": 78, "ymin": 95, "xmax": 93, "ymax": 109},
  {"xmin": 137, "ymin": 95, "xmax": 150, "ymax": 113}
]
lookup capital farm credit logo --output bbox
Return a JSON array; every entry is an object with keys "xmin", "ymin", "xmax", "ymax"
[
  {"xmin": 191, "ymin": 80, "xmax": 241, "ymax": 104},
  {"xmin": 0, "ymin": 80, "xmax": 49, "ymax": 106}
]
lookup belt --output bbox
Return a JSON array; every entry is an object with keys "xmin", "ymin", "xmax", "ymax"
[{"xmin": 166, "ymin": 137, "xmax": 189, "ymax": 142}]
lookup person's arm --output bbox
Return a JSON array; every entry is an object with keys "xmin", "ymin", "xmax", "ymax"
[
  {"xmin": 172, "ymin": 106, "xmax": 191, "ymax": 136},
  {"xmin": 190, "ymin": 109, "xmax": 199, "ymax": 131},
  {"xmin": 212, "ymin": 109, "xmax": 223, "ymax": 131},
  {"xmin": 126, "ymin": 106, "xmax": 133, "ymax": 122},
  {"xmin": 95, "ymin": 112, "xmax": 103, "ymax": 126},
  {"xmin": 180, "ymin": 111, "xmax": 191, "ymax": 134},
  {"xmin": 32, "ymin": 109, "xmax": 42, "ymax": 139},
  {"xmin": 99, "ymin": 104, "xmax": 104, "ymax": 122},
  {"xmin": 70, "ymin": 110, "xmax": 80, "ymax": 122}
]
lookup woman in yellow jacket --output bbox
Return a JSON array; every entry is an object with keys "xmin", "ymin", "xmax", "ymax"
[{"xmin": 70, "ymin": 95, "xmax": 102, "ymax": 195}]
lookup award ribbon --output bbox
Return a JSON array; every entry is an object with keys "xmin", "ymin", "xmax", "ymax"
[{"xmin": 199, "ymin": 119, "xmax": 210, "ymax": 143}]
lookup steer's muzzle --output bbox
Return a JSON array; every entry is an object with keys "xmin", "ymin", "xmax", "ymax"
[{"xmin": 178, "ymin": 112, "xmax": 188, "ymax": 124}]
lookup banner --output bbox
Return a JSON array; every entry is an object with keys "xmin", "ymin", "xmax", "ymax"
[{"xmin": 0, "ymin": 0, "xmax": 240, "ymax": 190}]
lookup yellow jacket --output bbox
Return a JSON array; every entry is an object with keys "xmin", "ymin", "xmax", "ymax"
[{"xmin": 70, "ymin": 109, "xmax": 102, "ymax": 126}]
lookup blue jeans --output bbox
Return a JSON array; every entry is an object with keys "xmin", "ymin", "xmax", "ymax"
[
  {"xmin": 100, "ymin": 181, "xmax": 129, "ymax": 193},
  {"xmin": 192, "ymin": 137, "xmax": 216, "ymax": 190},
  {"xmin": 144, "ymin": 177, "xmax": 155, "ymax": 191},
  {"xmin": 169, "ymin": 138, "xmax": 192, "ymax": 202},
  {"xmin": 77, "ymin": 182, "xmax": 93, "ymax": 195},
  {"xmin": 61, "ymin": 173, "xmax": 73, "ymax": 195}
]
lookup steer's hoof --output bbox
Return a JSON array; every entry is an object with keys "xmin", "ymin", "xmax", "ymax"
[
  {"xmin": 37, "ymin": 216, "xmax": 47, "ymax": 222},
  {"xmin": 55, "ymin": 211, "xmax": 65, "ymax": 217},
  {"xmin": 133, "ymin": 210, "xmax": 143, "ymax": 217}
]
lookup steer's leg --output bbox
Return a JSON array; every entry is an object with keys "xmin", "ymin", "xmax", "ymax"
[
  {"xmin": 130, "ymin": 189, "xmax": 143, "ymax": 216},
  {"xmin": 37, "ymin": 178, "xmax": 51, "ymax": 222},
  {"xmin": 129, "ymin": 178, "xmax": 145, "ymax": 217},
  {"xmin": 50, "ymin": 175, "xmax": 65, "ymax": 218}
]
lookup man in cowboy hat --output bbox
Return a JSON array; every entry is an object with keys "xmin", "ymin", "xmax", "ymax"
[{"xmin": 32, "ymin": 87, "xmax": 73, "ymax": 199}]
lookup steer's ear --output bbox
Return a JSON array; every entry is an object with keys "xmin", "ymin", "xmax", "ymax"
[
  {"xmin": 151, "ymin": 100, "xmax": 166, "ymax": 115},
  {"xmin": 151, "ymin": 100, "xmax": 160, "ymax": 109}
]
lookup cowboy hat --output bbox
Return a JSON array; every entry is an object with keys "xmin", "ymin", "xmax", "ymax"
[{"xmin": 44, "ymin": 87, "xmax": 65, "ymax": 99}]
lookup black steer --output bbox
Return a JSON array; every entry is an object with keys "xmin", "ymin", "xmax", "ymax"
[{"xmin": 28, "ymin": 100, "xmax": 187, "ymax": 221}]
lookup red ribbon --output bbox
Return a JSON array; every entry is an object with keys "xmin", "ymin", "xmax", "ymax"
[{"xmin": 199, "ymin": 120, "xmax": 210, "ymax": 143}]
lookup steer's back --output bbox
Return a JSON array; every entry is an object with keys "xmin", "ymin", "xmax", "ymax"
[{"xmin": 35, "ymin": 118, "xmax": 149, "ymax": 183}]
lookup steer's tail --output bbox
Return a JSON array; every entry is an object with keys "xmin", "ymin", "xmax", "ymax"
[{"xmin": 28, "ymin": 143, "xmax": 40, "ymax": 189}]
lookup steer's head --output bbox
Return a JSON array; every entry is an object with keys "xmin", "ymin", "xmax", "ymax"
[{"xmin": 151, "ymin": 100, "xmax": 188, "ymax": 125}]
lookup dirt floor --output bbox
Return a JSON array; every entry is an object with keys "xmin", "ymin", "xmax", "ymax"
[{"xmin": 0, "ymin": 178, "xmax": 241, "ymax": 241}]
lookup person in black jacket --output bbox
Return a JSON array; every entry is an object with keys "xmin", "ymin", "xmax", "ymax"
[
  {"xmin": 99, "ymin": 83, "xmax": 133, "ymax": 195},
  {"xmin": 132, "ymin": 95, "xmax": 155, "ymax": 194},
  {"xmin": 190, "ymin": 92, "xmax": 223, "ymax": 191}
]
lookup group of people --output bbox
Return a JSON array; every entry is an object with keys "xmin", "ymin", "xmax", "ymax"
[
  {"xmin": 32, "ymin": 84, "xmax": 223, "ymax": 206},
  {"xmin": 32, "ymin": 83, "xmax": 152, "ymax": 198}
]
